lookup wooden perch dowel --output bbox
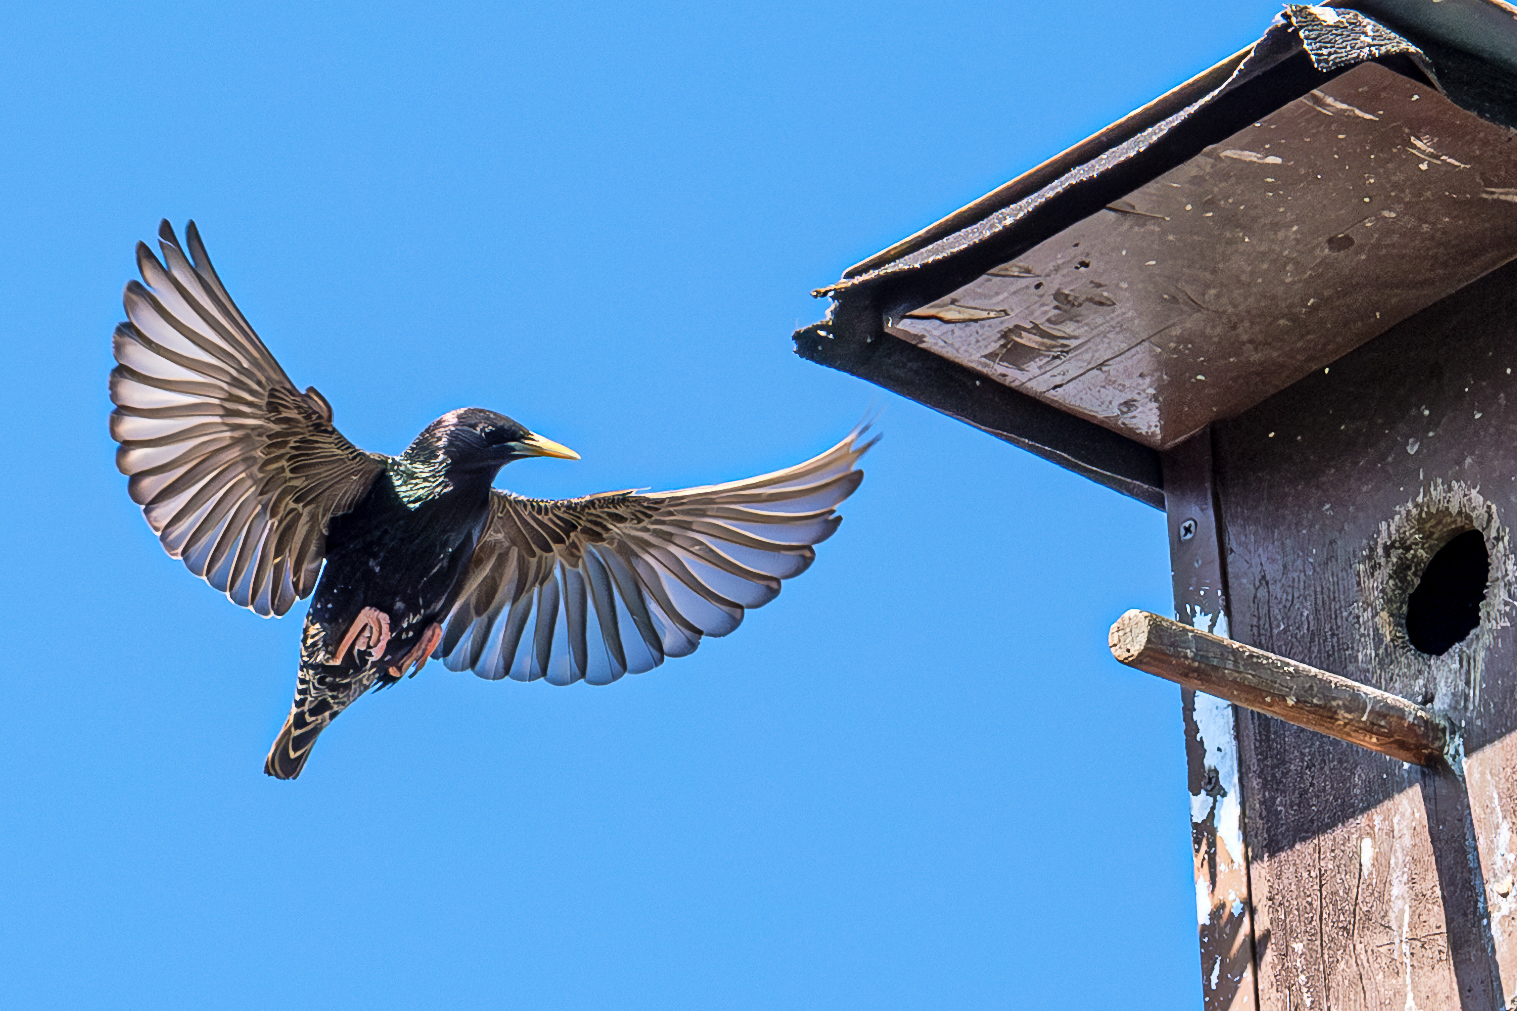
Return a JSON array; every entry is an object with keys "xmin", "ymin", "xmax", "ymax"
[{"xmin": 1109, "ymin": 609, "xmax": 1448, "ymax": 765}]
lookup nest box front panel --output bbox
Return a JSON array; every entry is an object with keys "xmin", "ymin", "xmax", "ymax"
[
  {"xmin": 1212, "ymin": 258, "xmax": 1517, "ymax": 1008},
  {"xmin": 885, "ymin": 62, "xmax": 1517, "ymax": 452}
]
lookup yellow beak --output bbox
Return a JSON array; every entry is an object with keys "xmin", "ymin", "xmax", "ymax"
[{"xmin": 516, "ymin": 432, "xmax": 580, "ymax": 460}]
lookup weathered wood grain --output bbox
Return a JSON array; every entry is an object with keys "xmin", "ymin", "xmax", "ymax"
[
  {"xmin": 878, "ymin": 64, "xmax": 1517, "ymax": 451},
  {"xmin": 1110, "ymin": 609, "xmax": 1448, "ymax": 766},
  {"xmin": 1212, "ymin": 258, "xmax": 1517, "ymax": 1009},
  {"xmin": 1463, "ymin": 733, "xmax": 1517, "ymax": 1000},
  {"xmin": 1163, "ymin": 431, "xmax": 1260, "ymax": 1010}
]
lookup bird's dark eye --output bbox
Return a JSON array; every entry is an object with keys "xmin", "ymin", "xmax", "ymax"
[{"xmin": 481, "ymin": 427, "xmax": 509, "ymax": 445}]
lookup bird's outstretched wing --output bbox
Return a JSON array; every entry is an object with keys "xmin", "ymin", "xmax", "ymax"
[
  {"xmin": 437, "ymin": 429, "xmax": 876, "ymax": 685},
  {"xmin": 109, "ymin": 220, "xmax": 386, "ymax": 616}
]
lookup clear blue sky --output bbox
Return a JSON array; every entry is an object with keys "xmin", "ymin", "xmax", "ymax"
[{"xmin": 2, "ymin": 3, "xmax": 1286, "ymax": 1007}]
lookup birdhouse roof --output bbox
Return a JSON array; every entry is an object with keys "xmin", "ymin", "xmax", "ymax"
[{"xmin": 797, "ymin": 2, "xmax": 1517, "ymax": 508}]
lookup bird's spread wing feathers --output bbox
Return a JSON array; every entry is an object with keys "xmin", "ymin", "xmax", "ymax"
[
  {"xmin": 109, "ymin": 220, "xmax": 385, "ymax": 616},
  {"xmin": 437, "ymin": 428, "xmax": 875, "ymax": 685}
]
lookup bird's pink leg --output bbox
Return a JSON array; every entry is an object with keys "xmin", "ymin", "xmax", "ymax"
[
  {"xmin": 390, "ymin": 622, "xmax": 443, "ymax": 679},
  {"xmin": 333, "ymin": 607, "xmax": 392, "ymax": 664}
]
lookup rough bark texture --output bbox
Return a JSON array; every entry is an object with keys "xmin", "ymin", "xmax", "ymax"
[{"xmin": 1110, "ymin": 609, "xmax": 1448, "ymax": 765}]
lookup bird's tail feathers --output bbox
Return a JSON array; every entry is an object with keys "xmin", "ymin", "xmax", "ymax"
[{"xmin": 264, "ymin": 709, "xmax": 323, "ymax": 780}]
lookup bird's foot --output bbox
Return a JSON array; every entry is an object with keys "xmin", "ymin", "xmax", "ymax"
[
  {"xmin": 334, "ymin": 606, "xmax": 391, "ymax": 664},
  {"xmin": 390, "ymin": 622, "xmax": 443, "ymax": 680}
]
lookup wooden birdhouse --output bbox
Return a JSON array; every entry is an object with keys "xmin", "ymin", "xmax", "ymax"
[{"xmin": 797, "ymin": 4, "xmax": 1517, "ymax": 1008}]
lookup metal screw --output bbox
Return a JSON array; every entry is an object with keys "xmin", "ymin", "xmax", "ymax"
[{"xmin": 1180, "ymin": 518, "xmax": 1198, "ymax": 542}]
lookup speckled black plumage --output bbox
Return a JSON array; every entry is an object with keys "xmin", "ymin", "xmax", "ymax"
[
  {"xmin": 265, "ymin": 410, "xmax": 541, "ymax": 778},
  {"xmin": 110, "ymin": 221, "xmax": 874, "ymax": 779}
]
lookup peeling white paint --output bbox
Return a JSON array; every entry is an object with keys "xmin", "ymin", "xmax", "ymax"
[
  {"xmin": 1189, "ymin": 601, "xmax": 1247, "ymax": 929},
  {"xmin": 1361, "ymin": 836, "xmax": 1375, "ymax": 876},
  {"xmin": 1192, "ymin": 692, "xmax": 1244, "ymax": 866},
  {"xmin": 1191, "ymin": 854, "xmax": 1214, "ymax": 925}
]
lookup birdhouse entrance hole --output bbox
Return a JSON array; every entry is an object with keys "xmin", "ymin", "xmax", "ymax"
[{"xmin": 1405, "ymin": 530, "xmax": 1489, "ymax": 656}]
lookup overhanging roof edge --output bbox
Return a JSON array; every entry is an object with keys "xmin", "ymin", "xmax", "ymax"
[
  {"xmin": 795, "ymin": 5, "xmax": 1517, "ymax": 502},
  {"xmin": 840, "ymin": 44, "xmax": 1256, "ymax": 281},
  {"xmin": 818, "ymin": 8, "xmax": 1440, "ymax": 302},
  {"xmin": 794, "ymin": 311, "xmax": 1165, "ymax": 509}
]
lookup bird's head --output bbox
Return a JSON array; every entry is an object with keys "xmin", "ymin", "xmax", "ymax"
[{"xmin": 406, "ymin": 407, "xmax": 580, "ymax": 475}]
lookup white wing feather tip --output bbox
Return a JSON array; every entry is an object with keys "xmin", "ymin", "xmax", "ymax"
[
  {"xmin": 109, "ymin": 221, "xmax": 383, "ymax": 617},
  {"xmin": 437, "ymin": 426, "xmax": 876, "ymax": 686}
]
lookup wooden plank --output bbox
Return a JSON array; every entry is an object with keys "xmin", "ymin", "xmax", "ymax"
[
  {"xmin": 1210, "ymin": 258, "xmax": 1517, "ymax": 1009},
  {"xmin": 793, "ymin": 315, "xmax": 1163, "ymax": 508},
  {"xmin": 1264, "ymin": 786, "xmax": 1460, "ymax": 1011},
  {"xmin": 1462, "ymin": 734, "xmax": 1517, "ymax": 1000},
  {"xmin": 1110, "ymin": 609, "xmax": 1448, "ymax": 765},
  {"xmin": 840, "ymin": 46, "xmax": 1255, "ymax": 278},
  {"xmin": 880, "ymin": 63, "xmax": 1517, "ymax": 450},
  {"xmin": 1162, "ymin": 432, "xmax": 1259, "ymax": 1011}
]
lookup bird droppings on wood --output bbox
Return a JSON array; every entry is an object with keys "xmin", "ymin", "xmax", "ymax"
[
  {"xmin": 817, "ymin": 62, "xmax": 1517, "ymax": 456},
  {"xmin": 1220, "ymin": 149, "xmax": 1284, "ymax": 165},
  {"xmin": 1308, "ymin": 89, "xmax": 1380, "ymax": 121},
  {"xmin": 902, "ymin": 300, "xmax": 1009, "ymax": 323}
]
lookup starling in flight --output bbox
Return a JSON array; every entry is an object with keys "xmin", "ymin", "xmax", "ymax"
[{"xmin": 109, "ymin": 221, "xmax": 873, "ymax": 779}]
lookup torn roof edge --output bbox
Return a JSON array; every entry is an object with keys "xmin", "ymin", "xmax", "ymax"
[
  {"xmin": 818, "ymin": 5, "xmax": 1459, "ymax": 301},
  {"xmin": 794, "ymin": 3, "xmax": 1517, "ymax": 509},
  {"xmin": 1339, "ymin": 0, "xmax": 1517, "ymax": 79},
  {"xmin": 837, "ymin": 45, "xmax": 1255, "ymax": 282}
]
